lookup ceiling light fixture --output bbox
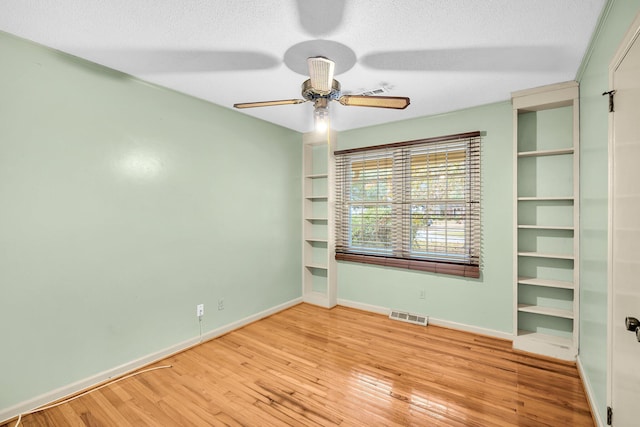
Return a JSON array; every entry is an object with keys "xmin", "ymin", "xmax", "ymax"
[
  {"xmin": 234, "ymin": 57, "xmax": 410, "ymax": 132},
  {"xmin": 313, "ymin": 98, "xmax": 329, "ymax": 133}
]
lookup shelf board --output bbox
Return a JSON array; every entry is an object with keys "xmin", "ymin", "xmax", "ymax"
[
  {"xmin": 514, "ymin": 330, "xmax": 576, "ymax": 360},
  {"xmin": 518, "ymin": 304, "xmax": 573, "ymax": 319},
  {"xmin": 517, "ymin": 148, "xmax": 574, "ymax": 157},
  {"xmin": 305, "ymin": 263, "xmax": 328, "ymax": 270},
  {"xmin": 305, "ymin": 217, "xmax": 328, "ymax": 221},
  {"xmin": 305, "ymin": 238, "xmax": 328, "ymax": 243},
  {"xmin": 305, "ymin": 173, "xmax": 328, "ymax": 179},
  {"xmin": 517, "ymin": 196, "xmax": 574, "ymax": 201},
  {"xmin": 517, "ymin": 225, "xmax": 574, "ymax": 231},
  {"xmin": 517, "ymin": 277, "xmax": 574, "ymax": 289},
  {"xmin": 305, "ymin": 195, "xmax": 328, "ymax": 200},
  {"xmin": 516, "ymin": 330, "xmax": 574, "ymax": 348},
  {"xmin": 517, "ymin": 251, "xmax": 574, "ymax": 260}
]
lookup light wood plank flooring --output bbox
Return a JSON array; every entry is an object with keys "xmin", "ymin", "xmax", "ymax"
[{"xmin": 5, "ymin": 303, "xmax": 593, "ymax": 426}]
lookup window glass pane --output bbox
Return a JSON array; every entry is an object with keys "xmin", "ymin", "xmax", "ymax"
[
  {"xmin": 407, "ymin": 148, "xmax": 469, "ymax": 259},
  {"xmin": 350, "ymin": 157, "xmax": 393, "ymax": 202},
  {"xmin": 410, "ymin": 204, "xmax": 432, "ymax": 252},
  {"xmin": 349, "ymin": 204, "xmax": 393, "ymax": 252}
]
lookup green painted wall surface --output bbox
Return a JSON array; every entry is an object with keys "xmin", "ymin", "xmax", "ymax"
[
  {"xmin": 578, "ymin": 0, "xmax": 640, "ymax": 421},
  {"xmin": 0, "ymin": 32, "xmax": 302, "ymax": 410},
  {"xmin": 337, "ymin": 102, "xmax": 514, "ymax": 333}
]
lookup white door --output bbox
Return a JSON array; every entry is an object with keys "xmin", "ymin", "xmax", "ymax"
[{"xmin": 610, "ymin": 13, "xmax": 640, "ymax": 427}]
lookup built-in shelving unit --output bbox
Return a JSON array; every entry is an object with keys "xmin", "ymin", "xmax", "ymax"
[
  {"xmin": 512, "ymin": 81, "xmax": 579, "ymax": 360},
  {"xmin": 302, "ymin": 131, "xmax": 337, "ymax": 308}
]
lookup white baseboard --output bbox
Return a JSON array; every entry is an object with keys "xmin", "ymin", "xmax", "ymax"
[
  {"xmin": 302, "ymin": 291, "xmax": 335, "ymax": 309},
  {"xmin": 201, "ymin": 297, "xmax": 303, "ymax": 341},
  {"xmin": 337, "ymin": 298, "xmax": 513, "ymax": 341},
  {"xmin": 577, "ymin": 356, "xmax": 604, "ymax": 427},
  {"xmin": 336, "ymin": 298, "xmax": 389, "ymax": 315},
  {"xmin": 0, "ymin": 336, "xmax": 200, "ymax": 424},
  {"xmin": 0, "ymin": 297, "xmax": 303, "ymax": 425},
  {"xmin": 428, "ymin": 317, "xmax": 513, "ymax": 341}
]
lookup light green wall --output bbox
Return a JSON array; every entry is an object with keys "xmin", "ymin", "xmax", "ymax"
[
  {"xmin": 337, "ymin": 102, "xmax": 514, "ymax": 333},
  {"xmin": 577, "ymin": 0, "xmax": 640, "ymax": 421},
  {"xmin": 0, "ymin": 32, "xmax": 301, "ymax": 410},
  {"xmin": 3, "ymin": 0, "xmax": 638, "ymax": 419}
]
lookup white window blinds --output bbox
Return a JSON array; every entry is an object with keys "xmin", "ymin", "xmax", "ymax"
[{"xmin": 334, "ymin": 132, "xmax": 481, "ymax": 278}]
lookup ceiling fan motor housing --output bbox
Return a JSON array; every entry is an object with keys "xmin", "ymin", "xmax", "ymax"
[{"xmin": 302, "ymin": 79, "xmax": 342, "ymax": 102}]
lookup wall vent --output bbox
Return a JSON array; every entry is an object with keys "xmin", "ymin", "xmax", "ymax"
[
  {"xmin": 361, "ymin": 87, "xmax": 387, "ymax": 96},
  {"xmin": 389, "ymin": 310, "xmax": 428, "ymax": 326}
]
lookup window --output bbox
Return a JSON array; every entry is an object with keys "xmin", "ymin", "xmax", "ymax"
[{"xmin": 334, "ymin": 131, "xmax": 481, "ymax": 278}]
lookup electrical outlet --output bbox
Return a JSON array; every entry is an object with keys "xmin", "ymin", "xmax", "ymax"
[
  {"xmin": 218, "ymin": 298, "xmax": 224, "ymax": 311},
  {"xmin": 196, "ymin": 304, "xmax": 204, "ymax": 317},
  {"xmin": 419, "ymin": 289, "xmax": 426, "ymax": 299}
]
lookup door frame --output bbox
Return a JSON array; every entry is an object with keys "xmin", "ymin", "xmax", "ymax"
[{"xmin": 607, "ymin": 9, "xmax": 640, "ymax": 419}]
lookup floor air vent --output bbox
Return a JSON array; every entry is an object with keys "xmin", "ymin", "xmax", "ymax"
[{"xmin": 389, "ymin": 310, "xmax": 428, "ymax": 326}]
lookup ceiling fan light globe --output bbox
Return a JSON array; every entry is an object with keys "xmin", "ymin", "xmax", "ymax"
[{"xmin": 314, "ymin": 106, "xmax": 329, "ymax": 133}]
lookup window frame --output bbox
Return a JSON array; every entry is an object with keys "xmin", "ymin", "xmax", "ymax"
[{"xmin": 334, "ymin": 131, "xmax": 481, "ymax": 278}]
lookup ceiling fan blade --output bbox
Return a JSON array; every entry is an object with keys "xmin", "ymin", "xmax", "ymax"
[
  {"xmin": 233, "ymin": 99, "xmax": 306, "ymax": 109},
  {"xmin": 75, "ymin": 49, "xmax": 280, "ymax": 73},
  {"xmin": 338, "ymin": 95, "xmax": 410, "ymax": 110},
  {"xmin": 361, "ymin": 47, "xmax": 572, "ymax": 72},
  {"xmin": 307, "ymin": 57, "xmax": 335, "ymax": 94},
  {"xmin": 295, "ymin": 0, "xmax": 345, "ymax": 36}
]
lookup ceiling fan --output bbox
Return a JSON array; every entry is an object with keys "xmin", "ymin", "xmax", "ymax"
[{"xmin": 233, "ymin": 56, "xmax": 410, "ymax": 132}]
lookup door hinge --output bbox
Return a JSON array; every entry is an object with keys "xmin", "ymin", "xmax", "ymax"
[
  {"xmin": 607, "ymin": 406, "xmax": 613, "ymax": 425},
  {"xmin": 602, "ymin": 90, "xmax": 616, "ymax": 113}
]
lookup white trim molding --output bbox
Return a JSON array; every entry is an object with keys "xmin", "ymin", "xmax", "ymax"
[
  {"xmin": 0, "ymin": 297, "xmax": 303, "ymax": 425},
  {"xmin": 606, "ymin": 9, "xmax": 640, "ymax": 426},
  {"xmin": 428, "ymin": 317, "xmax": 513, "ymax": 341},
  {"xmin": 337, "ymin": 298, "xmax": 513, "ymax": 341},
  {"xmin": 577, "ymin": 356, "xmax": 605, "ymax": 427},
  {"xmin": 201, "ymin": 297, "xmax": 302, "ymax": 342},
  {"xmin": 337, "ymin": 298, "xmax": 389, "ymax": 316}
]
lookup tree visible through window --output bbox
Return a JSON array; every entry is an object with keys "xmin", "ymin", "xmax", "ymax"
[{"xmin": 334, "ymin": 132, "xmax": 481, "ymax": 278}]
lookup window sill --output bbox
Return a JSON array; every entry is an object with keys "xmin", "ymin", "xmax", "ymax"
[{"xmin": 335, "ymin": 253, "xmax": 480, "ymax": 278}]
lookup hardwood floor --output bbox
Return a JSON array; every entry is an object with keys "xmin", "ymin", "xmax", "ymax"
[{"xmin": 5, "ymin": 304, "xmax": 593, "ymax": 426}]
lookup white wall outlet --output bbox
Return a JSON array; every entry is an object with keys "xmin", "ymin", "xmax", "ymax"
[
  {"xmin": 419, "ymin": 289, "xmax": 426, "ymax": 299},
  {"xmin": 196, "ymin": 303, "xmax": 204, "ymax": 317},
  {"xmin": 217, "ymin": 298, "xmax": 224, "ymax": 310}
]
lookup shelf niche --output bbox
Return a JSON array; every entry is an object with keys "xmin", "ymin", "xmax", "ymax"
[
  {"xmin": 302, "ymin": 131, "xmax": 337, "ymax": 308},
  {"xmin": 512, "ymin": 81, "xmax": 579, "ymax": 361}
]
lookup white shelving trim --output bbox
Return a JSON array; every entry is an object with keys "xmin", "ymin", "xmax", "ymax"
[
  {"xmin": 517, "ymin": 196, "xmax": 574, "ymax": 201},
  {"xmin": 305, "ymin": 195, "xmax": 328, "ymax": 200},
  {"xmin": 305, "ymin": 173, "xmax": 328, "ymax": 179},
  {"xmin": 305, "ymin": 238, "xmax": 328, "ymax": 243},
  {"xmin": 517, "ymin": 147, "xmax": 574, "ymax": 157},
  {"xmin": 517, "ymin": 304, "xmax": 573, "ymax": 319},
  {"xmin": 305, "ymin": 217, "xmax": 328, "ymax": 221},
  {"xmin": 518, "ymin": 277, "xmax": 574, "ymax": 289},
  {"xmin": 305, "ymin": 263, "xmax": 328, "ymax": 270},
  {"xmin": 517, "ymin": 251, "xmax": 574, "ymax": 260},
  {"xmin": 517, "ymin": 225, "xmax": 574, "ymax": 230}
]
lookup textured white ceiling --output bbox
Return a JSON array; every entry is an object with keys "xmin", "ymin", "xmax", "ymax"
[{"xmin": 0, "ymin": 0, "xmax": 606, "ymax": 133}]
